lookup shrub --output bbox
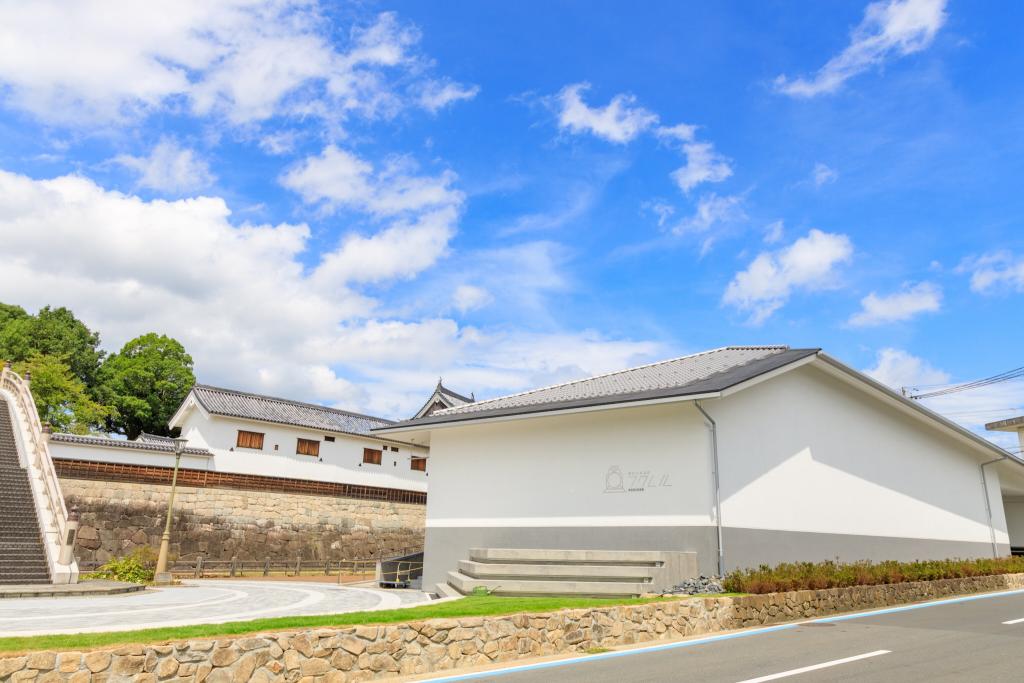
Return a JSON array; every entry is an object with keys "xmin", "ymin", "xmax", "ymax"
[
  {"xmin": 722, "ymin": 556, "xmax": 1024, "ymax": 594},
  {"xmin": 85, "ymin": 547, "xmax": 157, "ymax": 584}
]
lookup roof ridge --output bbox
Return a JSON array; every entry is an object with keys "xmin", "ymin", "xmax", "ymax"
[
  {"xmin": 433, "ymin": 346, "xmax": 789, "ymax": 415},
  {"xmin": 192, "ymin": 384, "xmax": 395, "ymax": 425},
  {"xmin": 438, "ymin": 384, "xmax": 474, "ymax": 403}
]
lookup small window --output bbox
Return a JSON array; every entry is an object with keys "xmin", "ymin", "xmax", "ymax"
[
  {"xmin": 296, "ymin": 438, "xmax": 320, "ymax": 457},
  {"xmin": 324, "ymin": 435, "xmax": 336, "ymax": 442},
  {"xmin": 389, "ymin": 446, "xmax": 399, "ymax": 452},
  {"xmin": 236, "ymin": 430, "xmax": 265, "ymax": 449},
  {"xmin": 363, "ymin": 448, "xmax": 382, "ymax": 465},
  {"xmin": 411, "ymin": 456, "xmax": 427, "ymax": 472}
]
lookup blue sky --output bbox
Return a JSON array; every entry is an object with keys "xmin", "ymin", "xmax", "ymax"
[{"xmin": 0, "ymin": 0, "xmax": 1021, "ymax": 444}]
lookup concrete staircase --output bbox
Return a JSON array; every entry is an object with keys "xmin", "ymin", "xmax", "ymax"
[
  {"xmin": 443, "ymin": 548, "xmax": 698, "ymax": 598},
  {"xmin": 0, "ymin": 397, "xmax": 51, "ymax": 584}
]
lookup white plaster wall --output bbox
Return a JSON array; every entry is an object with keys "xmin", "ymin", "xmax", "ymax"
[
  {"xmin": 425, "ymin": 402, "xmax": 712, "ymax": 529},
  {"xmin": 1004, "ymin": 500, "xmax": 1024, "ymax": 547},
  {"xmin": 49, "ymin": 441, "xmax": 214, "ymax": 470},
  {"xmin": 712, "ymin": 363, "xmax": 1008, "ymax": 545}
]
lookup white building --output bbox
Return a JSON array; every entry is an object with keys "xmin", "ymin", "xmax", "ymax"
[
  {"xmin": 376, "ymin": 346, "xmax": 1024, "ymax": 592},
  {"xmin": 48, "ymin": 383, "xmax": 477, "ymax": 502}
]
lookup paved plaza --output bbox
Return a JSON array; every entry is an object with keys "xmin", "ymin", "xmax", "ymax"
[{"xmin": 0, "ymin": 580, "xmax": 430, "ymax": 636}]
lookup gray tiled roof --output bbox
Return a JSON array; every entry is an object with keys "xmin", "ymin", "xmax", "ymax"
[
  {"xmin": 190, "ymin": 384, "xmax": 394, "ymax": 436},
  {"xmin": 50, "ymin": 433, "xmax": 211, "ymax": 456},
  {"xmin": 380, "ymin": 346, "xmax": 819, "ymax": 429},
  {"xmin": 137, "ymin": 432, "xmax": 175, "ymax": 444}
]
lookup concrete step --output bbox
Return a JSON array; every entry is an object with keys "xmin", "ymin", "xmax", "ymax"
[
  {"xmin": 468, "ymin": 548, "xmax": 670, "ymax": 566},
  {"xmin": 433, "ymin": 582, "xmax": 462, "ymax": 599},
  {"xmin": 458, "ymin": 560, "xmax": 654, "ymax": 582},
  {"xmin": 447, "ymin": 571, "xmax": 647, "ymax": 598}
]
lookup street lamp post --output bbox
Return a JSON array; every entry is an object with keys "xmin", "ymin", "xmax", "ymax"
[{"xmin": 154, "ymin": 437, "xmax": 189, "ymax": 585}]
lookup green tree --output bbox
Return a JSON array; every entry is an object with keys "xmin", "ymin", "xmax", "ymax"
[
  {"xmin": 0, "ymin": 304, "xmax": 104, "ymax": 387},
  {"xmin": 98, "ymin": 333, "xmax": 195, "ymax": 439},
  {"xmin": 13, "ymin": 355, "xmax": 111, "ymax": 435}
]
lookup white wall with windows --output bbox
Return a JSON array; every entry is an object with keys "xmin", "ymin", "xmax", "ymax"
[{"xmin": 174, "ymin": 409, "xmax": 428, "ymax": 490}]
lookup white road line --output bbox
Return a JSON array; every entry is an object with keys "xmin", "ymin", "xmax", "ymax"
[
  {"xmin": 734, "ymin": 650, "xmax": 891, "ymax": 683},
  {"xmin": 1002, "ymin": 617, "xmax": 1024, "ymax": 625}
]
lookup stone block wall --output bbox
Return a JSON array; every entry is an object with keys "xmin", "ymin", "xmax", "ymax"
[
  {"xmin": 61, "ymin": 478, "xmax": 425, "ymax": 565},
  {"xmin": 6, "ymin": 573, "xmax": 1024, "ymax": 682}
]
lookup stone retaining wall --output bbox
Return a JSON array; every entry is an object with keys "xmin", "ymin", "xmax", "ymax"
[
  {"xmin": 61, "ymin": 478, "xmax": 425, "ymax": 565},
  {"xmin": 5, "ymin": 573, "xmax": 1024, "ymax": 682}
]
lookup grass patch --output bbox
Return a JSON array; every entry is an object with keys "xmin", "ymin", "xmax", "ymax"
[
  {"xmin": 0, "ymin": 594, "xmax": 679, "ymax": 654},
  {"xmin": 723, "ymin": 557, "xmax": 1024, "ymax": 594}
]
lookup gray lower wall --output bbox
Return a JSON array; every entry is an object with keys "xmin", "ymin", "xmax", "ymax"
[
  {"xmin": 424, "ymin": 524, "xmax": 1009, "ymax": 590},
  {"xmin": 723, "ymin": 527, "xmax": 1008, "ymax": 571}
]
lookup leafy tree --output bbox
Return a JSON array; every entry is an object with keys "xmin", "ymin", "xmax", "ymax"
[
  {"xmin": 13, "ymin": 355, "xmax": 111, "ymax": 435},
  {"xmin": 0, "ymin": 304, "xmax": 104, "ymax": 387},
  {"xmin": 0, "ymin": 302, "xmax": 28, "ymax": 329},
  {"xmin": 98, "ymin": 333, "xmax": 195, "ymax": 439}
]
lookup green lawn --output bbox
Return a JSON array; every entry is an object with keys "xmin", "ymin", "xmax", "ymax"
[{"xmin": 0, "ymin": 593, "xmax": 737, "ymax": 654}]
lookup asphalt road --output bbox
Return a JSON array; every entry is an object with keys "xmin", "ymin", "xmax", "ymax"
[{"xmin": 424, "ymin": 589, "xmax": 1024, "ymax": 682}]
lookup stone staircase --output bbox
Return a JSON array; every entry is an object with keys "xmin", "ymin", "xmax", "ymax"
[
  {"xmin": 0, "ymin": 396, "xmax": 51, "ymax": 584},
  {"xmin": 442, "ymin": 548, "xmax": 698, "ymax": 598}
]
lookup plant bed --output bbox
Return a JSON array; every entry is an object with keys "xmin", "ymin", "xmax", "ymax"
[{"xmin": 723, "ymin": 556, "xmax": 1024, "ymax": 594}]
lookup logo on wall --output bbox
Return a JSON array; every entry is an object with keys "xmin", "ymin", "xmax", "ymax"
[
  {"xmin": 603, "ymin": 465, "xmax": 671, "ymax": 494},
  {"xmin": 604, "ymin": 466, "xmax": 625, "ymax": 493}
]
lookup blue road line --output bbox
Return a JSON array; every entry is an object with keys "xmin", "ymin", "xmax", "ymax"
[
  {"xmin": 813, "ymin": 587, "xmax": 1024, "ymax": 623},
  {"xmin": 420, "ymin": 587, "xmax": 1024, "ymax": 682}
]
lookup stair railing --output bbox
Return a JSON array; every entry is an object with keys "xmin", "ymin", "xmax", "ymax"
[{"xmin": 1, "ymin": 363, "xmax": 76, "ymax": 581}]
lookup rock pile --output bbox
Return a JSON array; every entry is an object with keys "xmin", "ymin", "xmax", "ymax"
[{"xmin": 666, "ymin": 575, "xmax": 725, "ymax": 595}]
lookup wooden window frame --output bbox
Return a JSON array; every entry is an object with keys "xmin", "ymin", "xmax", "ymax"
[
  {"xmin": 236, "ymin": 430, "xmax": 265, "ymax": 450},
  {"xmin": 296, "ymin": 438, "xmax": 320, "ymax": 457},
  {"xmin": 363, "ymin": 447, "xmax": 383, "ymax": 465},
  {"xmin": 410, "ymin": 456, "xmax": 427, "ymax": 472}
]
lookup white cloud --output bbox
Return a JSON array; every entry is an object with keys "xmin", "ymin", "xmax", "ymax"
[
  {"xmin": 417, "ymin": 79, "xmax": 479, "ymax": 113},
  {"xmin": 0, "ymin": 167, "xmax": 663, "ymax": 418},
  {"xmin": 452, "ymin": 285, "xmax": 492, "ymax": 313},
  {"xmin": 312, "ymin": 206, "xmax": 459, "ymax": 287},
  {"xmin": 812, "ymin": 162, "xmax": 838, "ymax": 187},
  {"xmin": 642, "ymin": 201, "xmax": 675, "ymax": 228},
  {"xmin": 959, "ymin": 251, "xmax": 1024, "ymax": 294},
  {"xmin": 280, "ymin": 145, "xmax": 463, "ymax": 217},
  {"xmin": 113, "ymin": 138, "xmax": 214, "ymax": 193},
  {"xmin": 763, "ymin": 220, "xmax": 785, "ymax": 244},
  {"xmin": 848, "ymin": 281, "xmax": 941, "ymax": 326},
  {"xmin": 864, "ymin": 347, "xmax": 950, "ymax": 389},
  {"xmin": 657, "ymin": 123, "xmax": 732, "ymax": 193},
  {"xmin": 259, "ymin": 131, "xmax": 299, "ymax": 156},
  {"xmin": 551, "ymin": 89, "xmax": 729, "ymax": 192},
  {"xmin": 499, "ymin": 185, "xmax": 596, "ymax": 236},
  {"xmin": 673, "ymin": 194, "xmax": 745, "ymax": 235},
  {"xmin": 0, "ymin": 4, "xmax": 425, "ymax": 126},
  {"xmin": 669, "ymin": 142, "xmax": 733, "ymax": 193},
  {"xmin": 553, "ymin": 83, "xmax": 658, "ymax": 144},
  {"xmin": 723, "ymin": 229, "xmax": 853, "ymax": 324},
  {"xmin": 775, "ymin": 0, "xmax": 948, "ymax": 97}
]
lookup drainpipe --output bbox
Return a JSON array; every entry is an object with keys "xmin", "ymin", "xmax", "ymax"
[
  {"xmin": 694, "ymin": 401, "xmax": 724, "ymax": 577},
  {"xmin": 980, "ymin": 456, "xmax": 1007, "ymax": 558}
]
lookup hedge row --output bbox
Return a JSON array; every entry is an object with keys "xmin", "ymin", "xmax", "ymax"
[{"xmin": 722, "ymin": 556, "xmax": 1024, "ymax": 594}]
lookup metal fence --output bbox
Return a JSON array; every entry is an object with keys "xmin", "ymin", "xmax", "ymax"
[
  {"xmin": 79, "ymin": 547, "xmax": 422, "ymax": 584},
  {"xmin": 378, "ymin": 551, "xmax": 424, "ymax": 588}
]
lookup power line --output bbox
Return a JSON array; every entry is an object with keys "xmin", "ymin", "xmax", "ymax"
[{"xmin": 905, "ymin": 365, "xmax": 1024, "ymax": 400}]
